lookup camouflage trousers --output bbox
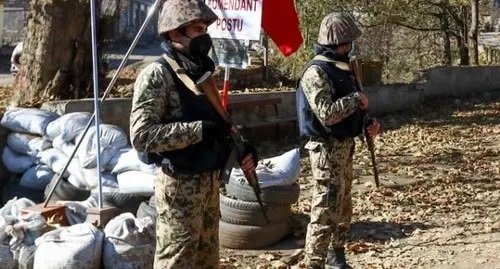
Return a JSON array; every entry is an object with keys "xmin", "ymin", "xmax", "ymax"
[
  {"xmin": 154, "ymin": 166, "xmax": 220, "ymax": 269},
  {"xmin": 303, "ymin": 137, "xmax": 355, "ymax": 268}
]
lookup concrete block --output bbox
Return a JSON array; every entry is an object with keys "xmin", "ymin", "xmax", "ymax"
[
  {"xmin": 85, "ymin": 206, "xmax": 119, "ymax": 229},
  {"xmin": 364, "ymin": 83, "xmax": 424, "ymax": 115}
]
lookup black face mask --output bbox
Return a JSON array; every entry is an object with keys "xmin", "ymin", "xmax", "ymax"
[{"xmin": 184, "ymin": 33, "xmax": 213, "ymax": 58}]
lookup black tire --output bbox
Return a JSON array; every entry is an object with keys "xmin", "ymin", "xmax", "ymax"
[
  {"xmin": 225, "ymin": 177, "xmax": 300, "ymax": 205},
  {"xmin": 219, "ymin": 220, "xmax": 290, "ymax": 249},
  {"xmin": 2, "ymin": 182, "xmax": 44, "ymax": 204},
  {"xmin": 220, "ymin": 193, "xmax": 289, "ymax": 226},
  {"xmin": 136, "ymin": 201, "xmax": 157, "ymax": 222},
  {"xmin": 90, "ymin": 192, "xmax": 150, "ymax": 214},
  {"xmin": 44, "ymin": 174, "xmax": 90, "ymax": 202}
]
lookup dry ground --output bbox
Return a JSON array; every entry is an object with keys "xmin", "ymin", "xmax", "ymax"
[{"xmin": 220, "ymin": 92, "xmax": 500, "ymax": 269}]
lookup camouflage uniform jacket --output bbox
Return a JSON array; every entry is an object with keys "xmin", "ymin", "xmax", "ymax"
[
  {"xmin": 130, "ymin": 61, "xmax": 203, "ymax": 154},
  {"xmin": 300, "ymin": 61, "xmax": 362, "ymax": 147}
]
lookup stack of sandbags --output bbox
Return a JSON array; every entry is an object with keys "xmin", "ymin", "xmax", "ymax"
[
  {"xmin": 0, "ymin": 108, "xmax": 59, "ymax": 203},
  {"xmin": 0, "ymin": 197, "xmax": 47, "ymax": 269},
  {"xmin": 44, "ymin": 113, "xmax": 125, "ymax": 192},
  {"xmin": 1, "ymin": 108, "xmax": 156, "ymax": 213}
]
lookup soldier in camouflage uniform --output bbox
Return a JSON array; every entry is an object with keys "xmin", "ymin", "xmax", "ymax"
[
  {"xmin": 295, "ymin": 12, "xmax": 380, "ymax": 269},
  {"xmin": 129, "ymin": 1, "xmax": 256, "ymax": 268}
]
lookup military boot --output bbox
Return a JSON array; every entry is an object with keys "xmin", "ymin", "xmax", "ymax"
[{"xmin": 324, "ymin": 248, "xmax": 353, "ymax": 269}]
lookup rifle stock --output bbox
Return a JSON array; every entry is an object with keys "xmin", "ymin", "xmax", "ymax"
[{"xmin": 349, "ymin": 59, "xmax": 380, "ymax": 187}]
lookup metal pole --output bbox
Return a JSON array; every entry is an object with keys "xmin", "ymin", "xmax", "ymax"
[
  {"xmin": 222, "ymin": 67, "xmax": 230, "ymax": 109},
  {"xmin": 43, "ymin": 0, "xmax": 163, "ymax": 207},
  {"xmin": 262, "ymin": 33, "xmax": 269, "ymax": 81},
  {"xmin": 90, "ymin": 0, "xmax": 103, "ymax": 208}
]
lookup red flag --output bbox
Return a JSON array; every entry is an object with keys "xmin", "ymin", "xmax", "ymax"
[{"xmin": 261, "ymin": 0, "xmax": 303, "ymax": 57}]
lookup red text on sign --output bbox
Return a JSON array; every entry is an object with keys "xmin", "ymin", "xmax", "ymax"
[{"xmin": 205, "ymin": 0, "xmax": 259, "ymax": 12}]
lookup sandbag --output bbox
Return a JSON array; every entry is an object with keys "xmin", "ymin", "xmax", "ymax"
[
  {"xmin": 82, "ymin": 170, "xmax": 119, "ymax": 190},
  {"xmin": 6, "ymin": 133, "xmax": 51, "ymax": 156},
  {"xmin": 75, "ymin": 124, "xmax": 128, "ymax": 169},
  {"xmin": 117, "ymin": 171, "xmax": 155, "ymax": 194},
  {"xmin": 34, "ymin": 223, "xmax": 104, "ymax": 269},
  {"xmin": 18, "ymin": 244, "xmax": 36, "ymax": 269},
  {"xmin": 0, "ymin": 197, "xmax": 36, "ymax": 221},
  {"xmin": 230, "ymin": 148, "xmax": 301, "ymax": 188},
  {"xmin": 107, "ymin": 147, "xmax": 157, "ymax": 175},
  {"xmin": 0, "ymin": 216, "xmax": 14, "ymax": 244},
  {"xmin": 39, "ymin": 148, "xmax": 83, "ymax": 185},
  {"xmin": 103, "ymin": 213, "xmax": 155, "ymax": 269},
  {"xmin": 45, "ymin": 112, "xmax": 99, "ymax": 141},
  {"xmin": 2, "ymin": 147, "xmax": 38, "ymax": 174},
  {"xmin": 0, "ymin": 244, "xmax": 16, "ymax": 269},
  {"xmin": 57, "ymin": 196, "xmax": 99, "ymax": 225},
  {"xmin": 20, "ymin": 165, "xmax": 54, "ymax": 191},
  {"xmin": 67, "ymin": 175, "xmax": 88, "ymax": 190},
  {"xmin": 52, "ymin": 136, "xmax": 77, "ymax": 157},
  {"xmin": 0, "ymin": 107, "xmax": 59, "ymax": 136},
  {"xmin": 6, "ymin": 213, "xmax": 46, "ymax": 259}
]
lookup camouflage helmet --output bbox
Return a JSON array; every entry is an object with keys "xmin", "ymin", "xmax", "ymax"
[
  {"xmin": 158, "ymin": 0, "xmax": 218, "ymax": 35},
  {"xmin": 317, "ymin": 12, "xmax": 361, "ymax": 46}
]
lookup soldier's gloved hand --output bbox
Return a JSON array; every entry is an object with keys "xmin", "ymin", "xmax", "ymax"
[
  {"xmin": 239, "ymin": 141, "xmax": 259, "ymax": 167},
  {"xmin": 357, "ymin": 92, "xmax": 369, "ymax": 109},
  {"xmin": 202, "ymin": 120, "xmax": 232, "ymax": 144}
]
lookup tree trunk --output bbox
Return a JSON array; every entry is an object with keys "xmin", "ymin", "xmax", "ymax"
[
  {"xmin": 440, "ymin": 12, "xmax": 452, "ymax": 65},
  {"xmin": 12, "ymin": 0, "xmax": 92, "ymax": 107},
  {"xmin": 468, "ymin": 0, "xmax": 479, "ymax": 65},
  {"xmin": 457, "ymin": 6, "xmax": 470, "ymax": 66}
]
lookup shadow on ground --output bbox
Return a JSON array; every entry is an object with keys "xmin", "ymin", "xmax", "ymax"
[{"xmin": 350, "ymin": 221, "xmax": 432, "ymax": 243}]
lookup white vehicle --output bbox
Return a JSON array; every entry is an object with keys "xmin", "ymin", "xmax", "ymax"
[{"xmin": 10, "ymin": 42, "xmax": 23, "ymax": 76}]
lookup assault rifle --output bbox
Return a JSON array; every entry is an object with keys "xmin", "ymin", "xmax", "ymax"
[
  {"xmin": 161, "ymin": 53, "xmax": 269, "ymax": 223},
  {"xmin": 202, "ymin": 78, "xmax": 270, "ymax": 223},
  {"xmin": 349, "ymin": 59, "xmax": 380, "ymax": 188}
]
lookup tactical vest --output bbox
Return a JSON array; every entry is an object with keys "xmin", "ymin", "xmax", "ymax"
[
  {"xmin": 296, "ymin": 57, "xmax": 364, "ymax": 138},
  {"xmin": 143, "ymin": 57, "xmax": 231, "ymax": 174}
]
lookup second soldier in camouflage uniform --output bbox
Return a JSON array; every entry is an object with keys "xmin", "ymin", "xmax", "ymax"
[
  {"xmin": 130, "ymin": 1, "xmax": 256, "ymax": 268},
  {"xmin": 295, "ymin": 12, "xmax": 380, "ymax": 269}
]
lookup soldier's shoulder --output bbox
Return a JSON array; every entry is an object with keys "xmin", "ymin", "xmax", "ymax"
[
  {"xmin": 136, "ymin": 62, "xmax": 170, "ymax": 82},
  {"xmin": 302, "ymin": 64, "xmax": 329, "ymax": 82}
]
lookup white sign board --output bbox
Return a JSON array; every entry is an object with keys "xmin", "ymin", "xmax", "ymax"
[{"xmin": 205, "ymin": 0, "xmax": 263, "ymax": 41}]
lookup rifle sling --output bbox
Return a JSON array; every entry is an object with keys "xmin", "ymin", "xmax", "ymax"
[{"xmin": 161, "ymin": 53, "xmax": 228, "ymax": 119}]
